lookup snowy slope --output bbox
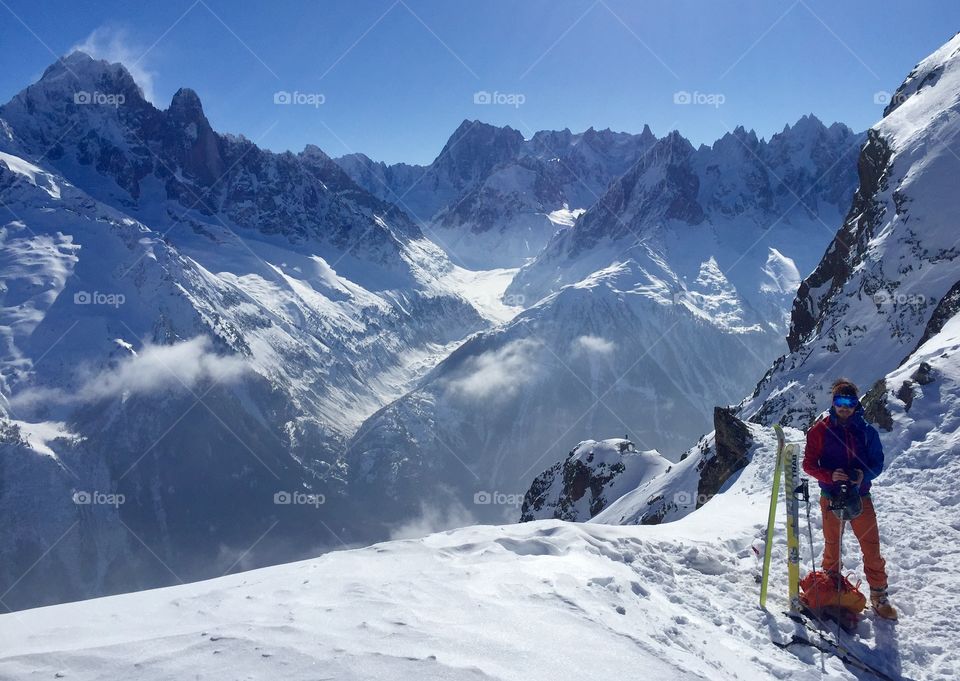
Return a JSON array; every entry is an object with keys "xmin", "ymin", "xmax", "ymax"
[{"xmin": 3, "ymin": 418, "xmax": 954, "ymax": 681}]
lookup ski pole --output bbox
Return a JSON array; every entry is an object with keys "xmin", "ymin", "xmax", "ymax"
[
  {"xmin": 836, "ymin": 519, "xmax": 847, "ymax": 643},
  {"xmin": 801, "ymin": 478, "xmax": 825, "ymax": 673}
]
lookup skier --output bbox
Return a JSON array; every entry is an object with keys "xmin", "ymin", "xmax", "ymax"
[{"xmin": 802, "ymin": 379, "xmax": 898, "ymax": 620}]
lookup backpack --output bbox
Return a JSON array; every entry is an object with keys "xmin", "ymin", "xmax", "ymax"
[{"xmin": 799, "ymin": 570, "xmax": 867, "ymax": 613}]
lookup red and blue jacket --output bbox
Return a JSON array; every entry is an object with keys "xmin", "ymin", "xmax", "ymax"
[{"xmin": 802, "ymin": 406, "xmax": 884, "ymax": 497}]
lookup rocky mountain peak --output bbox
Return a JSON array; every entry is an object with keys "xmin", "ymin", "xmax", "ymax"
[
  {"xmin": 167, "ymin": 88, "xmax": 207, "ymax": 126},
  {"xmin": 433, "ymin": 119, "xmax": 525, "ymax": 184},
  {"xmin": 38, "ymin": 50, "xmax": 148, "ymax": 106}
]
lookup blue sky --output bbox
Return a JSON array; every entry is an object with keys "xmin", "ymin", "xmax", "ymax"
[{"xmin": 1, "ymin": 0, "xmax": 957, "ymax": 165}]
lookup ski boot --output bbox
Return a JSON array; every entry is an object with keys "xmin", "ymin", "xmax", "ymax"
[{"xmin": 870, "ymin": 586, "xmax": 898, "ymax": 621}]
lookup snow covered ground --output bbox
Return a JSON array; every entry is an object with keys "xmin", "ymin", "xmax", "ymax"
[
  {"xmin": 2, "ymin": 419, "xmax": 954, "ymax": 680},
  {"xmin": 441, "ymin": 265, "xmax": 524, "ymax": 324}
]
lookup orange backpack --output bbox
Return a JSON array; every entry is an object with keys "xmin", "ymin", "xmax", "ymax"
[{"xmin": 799, "ymin": 570, "xmax": 867, "ymax": 613}]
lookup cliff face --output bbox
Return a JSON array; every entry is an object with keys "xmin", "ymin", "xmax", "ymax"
[
  {"xmin": 786, "ymin": 129, "xmax": 893, "ymax": 354},
  {"xmin": 741, "ymin": 33, "xmax": 960, "ymax": 428}
]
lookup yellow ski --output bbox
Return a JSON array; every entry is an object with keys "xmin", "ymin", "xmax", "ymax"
[
  {"xmin": 759, "ymin": 425, "xmax": 785, "ymax": 608},
  {"xmin": 782, "ymin": 426, "xmax": 802, "ymax": 614}
]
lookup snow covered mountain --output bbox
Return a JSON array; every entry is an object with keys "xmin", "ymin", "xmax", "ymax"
[
  {"xmin": 508, "ymin": 116, "xmax": 863, "ymax": 313},
  {"xmin": 345, "ymin": 116, "xmax": 863, "ymax": 531},
  {"xmin": 740, "ymin": 32, "xmax": 960, "ymax": 429},
  {"xmin": 519, "ymin": 32, "xmax": 960, "ymax": 547},
  {"xmin": 336, "ymin": 123, "xmax": 656, "ymax": 269},
  {"xmin": 519, "ymin": 438, "xmax": 669, "ymax": 522},
  {"xmin": 0, "ymin": 53, "xmax": 487, "ymax": 610}
]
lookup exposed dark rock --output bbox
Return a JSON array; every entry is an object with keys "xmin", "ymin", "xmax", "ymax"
[
  {"xmin": 862, "ymin": 379, "xmax": 894, "ymax": 430},
  {"xmin": 162, "ymin": 88, "xmax": 224, "ymax": 186},
  {"xmin": 695, "ymin": 407, "xmax": 753, "ymax": 508},
  {"xmin": 639, "ymin": 494, "xmax": 671, "ymax": 525},
  {"xmin": 911, "ymin": 361, "xmax": 936, "ymax": 385},
  {"xmin": 786, "ymin": 130, "xmax": 893, "ymax": 352},
  {"xmin": 895, "ymin": 380, "xmax": 915, "ymax": 413}
]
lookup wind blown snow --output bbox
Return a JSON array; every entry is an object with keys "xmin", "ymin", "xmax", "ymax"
[{"xmin": 70, "ymin": 26, "xmax": 156, "ymax": 102}]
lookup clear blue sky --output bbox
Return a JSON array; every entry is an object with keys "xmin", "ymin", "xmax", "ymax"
[{"xmin": 1, "ymin": 0, "xmax": 957, "ymax": 165}]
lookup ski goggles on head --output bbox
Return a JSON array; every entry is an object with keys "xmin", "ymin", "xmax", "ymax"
[{"xmin": 833, "ymin": 395, "xmax": 858, "ymax": 409}]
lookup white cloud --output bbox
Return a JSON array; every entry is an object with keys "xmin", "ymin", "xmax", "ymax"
[
  {"xmin": 13, "ymin": 336, "xmax": 247, "ymax": 408},
  {"xmin": 444, "ymin": 338, "xmax": 543, "ymax": 403},
  {"xmin": 71, "ymin": 26, "xmax": 157, "ymax": 102},
  {"xmin": 388, "ymin": 500, "xmax": 477, "ymax": 540},
  {"xmin": 572, "ymin": 335, "xmax": 616, "ymax": 356}
]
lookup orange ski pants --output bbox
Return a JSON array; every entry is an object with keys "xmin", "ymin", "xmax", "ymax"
[{"xmin": 820, "ymin": 495, "xmax": 888, "ymax": 590}]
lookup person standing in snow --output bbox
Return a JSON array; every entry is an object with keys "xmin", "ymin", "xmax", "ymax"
[{"xmin": 802, "ymin": 379, "xmax": 898, "ymax": 620}]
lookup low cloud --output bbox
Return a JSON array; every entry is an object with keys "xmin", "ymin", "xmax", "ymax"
[
  {"xmin": 13, "ymin": 336, "xmax": 247, "ymax": 408},
  {"xmin": 572, "ymin": 335, "xmax": 616, "ymax": 356},
  {"xmin": 71, "ymin": 26, "xmax": 156, "ymax": 102},
  {"xmin": 388, "ymin": 500, "xmax": 477, "ymax": 540},
  {"xmin": 444, "ymin": 338, "xmax": 543, "ymax": 403}
]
